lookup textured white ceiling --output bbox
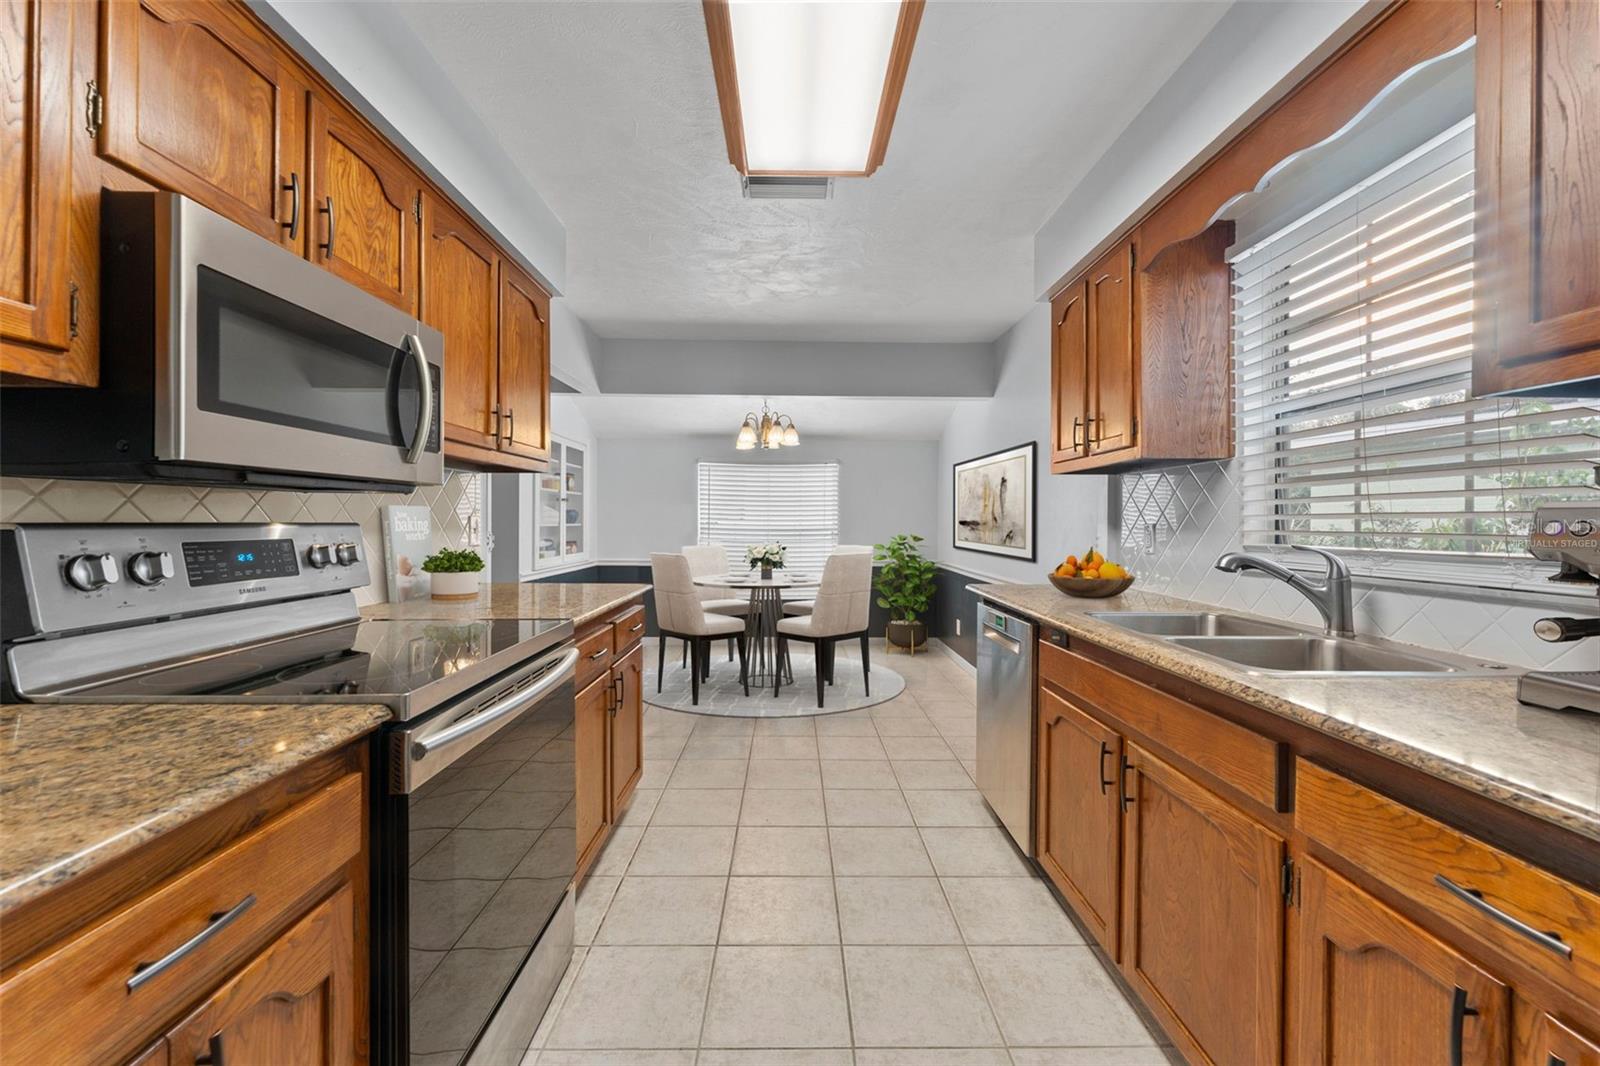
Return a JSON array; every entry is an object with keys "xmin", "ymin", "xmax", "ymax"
[
  {"xmin": 396, "ymin": 1, "xmax": 1231, "ymax": 343},
  {"xmin": 567, "ymin": 395, "xmax": 960, "ymax": 440}
]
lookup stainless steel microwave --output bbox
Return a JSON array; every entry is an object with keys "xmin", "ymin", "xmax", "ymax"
[{"xmin": 0, "ymin": 191, "xmax": 444, "ymax": 491}]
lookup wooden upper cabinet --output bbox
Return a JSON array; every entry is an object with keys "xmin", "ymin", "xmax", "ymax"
[
  {"xmin": 1120, "ymin": 742, "xmax": 1284, "ymax": 1066},
  {"xmin": 423, "ymin": 193, "xmax": 500, "ymax": 451},
  {"xmin": 1035, "ymin": 687, "xmax": 1121, "ymax": 958},
  {"xmin": 308, "ymin": 92, "xmax": 420, "ymax": 315},
  {"xmin": 498, "ymin": 260, "xmax": 551, "ymax": 463},
  {"xmin": 610, "ymin": 644, "xmax": 644, "ymax": 815},
  {"xmin": 1292, "ymin": 857, "xmax": 1511, "ymax": 1066},
  {"xmin": 1050, "ymin": 281, "xmax": 1089, "ymax": 464},
  {"xmin": 2, "ymin": 0, "xmax": 83, "ymax": 383},
  {"xmin": 1474, "ymin": 0, "xmax": 1600, "ymax": 394},
  {"xmin": 1087, "ymin": 237, "xmax": 1136, "ymax": 457},
  {"xmin": 165, "ymin": 885, "xmax": 355, "ymax": 1066},
  {"xmin": 99, "ymin": 0, "xmax": 304, "ymax": 250}
]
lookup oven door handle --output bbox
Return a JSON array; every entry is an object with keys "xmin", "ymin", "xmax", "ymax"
[
  {"xmin": 399, "ymin": 648, "xmax": 577, "ymax": 792},
  {"xmin": 402, "ymin": 333, "xmax": 434, "ymax": 465}
]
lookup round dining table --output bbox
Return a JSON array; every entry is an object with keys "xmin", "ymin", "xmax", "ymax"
[{"xmin": 693, "ymin": 571, "xmax": 819, "ymax": 688}]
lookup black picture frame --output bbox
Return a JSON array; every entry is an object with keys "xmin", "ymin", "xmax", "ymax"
[{"xmin": 952, "ymin": 441, "xmax": 1037, "ymax": 562}]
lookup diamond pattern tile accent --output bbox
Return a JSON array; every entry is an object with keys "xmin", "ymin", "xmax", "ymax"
[
  {"xmin": 0, "ymin": 472, "xmax": 486, "ymax": 605},
  {"xmin": 1114, "ymin": 460, "xmax": 1593, "ymax": 669}
]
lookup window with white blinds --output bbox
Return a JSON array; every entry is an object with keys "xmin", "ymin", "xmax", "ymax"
[
  {"xmin": 1233, "ymin": 118, "xmax": 1598, "ymax": 577},
  {"xmin": 696, "ymin": 462, "xmax": 841, "ymax": 575}
]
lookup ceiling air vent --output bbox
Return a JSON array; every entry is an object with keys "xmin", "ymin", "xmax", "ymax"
[{"xmin": 741, "ymin": 176, "xmax": 833, "ymax": 200}]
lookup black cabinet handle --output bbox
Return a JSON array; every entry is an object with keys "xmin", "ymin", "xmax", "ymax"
[
  {"xmin": 611, "ymin": 674, "xmax": 622, "ymax": 716},
  {"xmin": 1433, "ymin": 874, "xmax": 1573, "ymax": 959},
  {"xmin": 281, "ymin": 172, "xmax": 300, "ymax": 240},
  {"xmin": 319, "ymin": 195, "xmax": 335, "ymax": 257},
  {"xmin": 1449, "ymin": 986, "xmax": 1478, "ymax": 1066},
  {"xmin": 504, "ymin": 407, "xmax": 515, "ymax": 442},
  {"xmin": 195, "ymin": 1034, "xmax": 226, "ymax": 1066},
  {"xmin": 1071, "ymin": 416, "xmax": 1083, "ymax": 449},
  {"xmin": 1548, "ymin": 1055, "xmax": 1567, "ymax": 1066},
  {"xmin": 1119, "ymin": 756, "xmax": 1135, "ymax": 812},
  {"xmin": 1098, "ymin": 741, "xmax": 1113, "ymax": 794}
]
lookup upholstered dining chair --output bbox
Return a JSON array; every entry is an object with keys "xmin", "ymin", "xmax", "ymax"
[
  {"xmin": 650, "ymin": 553, "xmax": 748, "ymax": 704},
  {"xmin": 682, "ymin": 543, "xmax": 744, "ymax": 666},
  {"xmin": 775, "ymin": 548, "xmax": 873, "ymax": 707},
  {"xmin": 782, "ymin": 544, "xmax": 872, "ymax": 617}
]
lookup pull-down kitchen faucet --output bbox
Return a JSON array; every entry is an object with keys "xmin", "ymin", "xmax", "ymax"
[{"xmin": 1214, "ymin": 545, "xmax": 1355, "ymax": 637}]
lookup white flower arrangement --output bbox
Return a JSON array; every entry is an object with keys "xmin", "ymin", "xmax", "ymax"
[{"xmin": 745, "ymin": 542, "xmax": 787, "ymax": 570}]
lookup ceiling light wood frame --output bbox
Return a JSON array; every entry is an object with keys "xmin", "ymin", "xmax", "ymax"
[{"xmin": 703, "ymin": 0, "xmax": 926, "ymax": 178}]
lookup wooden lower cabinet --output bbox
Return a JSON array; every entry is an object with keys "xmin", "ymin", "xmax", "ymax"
[
  {"xmin": 165, "ymin": 884, "xmax": 355, "ymax": 1066},
  {"xmin": 574, "ymin": 669, "xmax": 612, "ymax": 874},
  {"xmin": 1516, "ymin": 1000, "xmax": 1600, "ymax": 1066},
  {"xmin": 1292, "ymin": 856, "xmax": 1511, "ymax": 1066},
  {"xmin": 1119, "ymin": 741, "xmax": 1285, "ymax": 1066},
  {"xmin": 1035, "ymin": 687, "xmax": 1121, "ymax": 957},
  {"xmin": 610, "ymin": 643, "xmax": 644, "ymax": 815}
]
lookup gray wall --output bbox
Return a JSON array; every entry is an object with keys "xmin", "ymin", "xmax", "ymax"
[
  {"xmin": 596, "ymin": 339, "xmax": 995, "ymax": 398},
  {"xmin": 936, "ymin": 305, "xmax": 1108, "ymax": 587},
  {"xmin": 597, "ymin": 435, "xmax": 938, "ymax": 563}
]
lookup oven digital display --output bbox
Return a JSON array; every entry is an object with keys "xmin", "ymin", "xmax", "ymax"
[{"xmin": 183, "ymin": 538, "xmax": 300, "ymax": 586}]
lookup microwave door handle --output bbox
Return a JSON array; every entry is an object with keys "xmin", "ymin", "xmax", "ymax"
[{"xmin": 403, "ymin": 333, "xmax": 433, "ymax": 465}]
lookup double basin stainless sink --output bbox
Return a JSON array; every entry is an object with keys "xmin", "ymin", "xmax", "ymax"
[{"xmin": 1085, "ymin": 611, "xmax": 1508, "ymax": 677}]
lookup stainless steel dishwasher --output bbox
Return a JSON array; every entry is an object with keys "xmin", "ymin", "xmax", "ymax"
[{"xmin": 976, "ymin": 602, "xmax": 1036, "ymax": 853}]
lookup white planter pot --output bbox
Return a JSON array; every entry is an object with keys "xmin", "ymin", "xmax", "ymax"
[{"xmin": 429, "ymin": 570, "xmax": 482, "ymax": 601}]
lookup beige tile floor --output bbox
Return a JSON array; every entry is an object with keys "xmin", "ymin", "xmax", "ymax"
[{"xmin": 522, "ymin": 641, "xmax": 1173, "ymax": 1066}]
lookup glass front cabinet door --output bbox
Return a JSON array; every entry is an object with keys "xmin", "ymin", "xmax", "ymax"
[{"xmin": 535, "ymin": 437, "xmax": 588, "ymax": 568}]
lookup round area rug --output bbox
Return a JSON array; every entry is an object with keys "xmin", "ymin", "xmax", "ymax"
[{"xmin": 644, "ymin": 641, "xmax": 905, "ymax": 718}]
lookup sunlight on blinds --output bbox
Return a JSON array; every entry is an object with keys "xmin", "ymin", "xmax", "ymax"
[
  {"xmin": 696, "ymin": 462, "xmax": 841, "ymax": 576},
  {"xmin": 1233, "ymin": 119, "xmax": 1598, "ymax": 568}
]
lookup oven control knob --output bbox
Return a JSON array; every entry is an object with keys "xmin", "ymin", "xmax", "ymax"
[
  {"xmin": 306, "ymin": 543, "xmax": 333, "ymax": 569},
  {"xmin": 127, "ymin": 550, "xmax": 175, "ymax": 586},
  {"xmin": 64, "ymin": 553, "xmax": 121, "ymax": 592},
  {"xmin": 335, "ymin": 542, "xmax": 359, "ymax": 566}
]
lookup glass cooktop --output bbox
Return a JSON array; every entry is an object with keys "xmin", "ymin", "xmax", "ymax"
[{"xmin": 66, "ymin": 618, "xmax": 572, "ymax": 717}]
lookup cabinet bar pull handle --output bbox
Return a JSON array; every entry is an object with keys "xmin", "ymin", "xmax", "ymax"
[
  {"xmin": 128, "ymin": 894, "xmax": 256, "ymax": 991},
  {"xmin": 1118, "ymin": 756, "xmax": 1135, "ymax": 812},
  {"xmin": 319, "ymin": 196, "xmax": 336, "ymax": 257},
  {"xmin": 630, "ymin": 622, "xmax": 644, "ymax": 633},
  {"xmin": 1071, "ymin": 416, "xmax": 1083, "ymax": 448},
  {"xmin": 588, "ymin": 648, "xmax": 609, "ymax": 661},
  {"xmin": 1098, "ymin": 741, "xmax": 1113, "ymax": 794},
  {"xmin": 612, "ymin": 674, "xmax": 623, "ymax": 716},
  {"xmin": 1448, "ymin": 986, "xmax": 1478, "ymax": 1066},
  {"xmin": 490, "ymin": 404, "xmax": 502, "ymax": 439},
  {"xmin": 504, "ymin": 408, "xmax": 515, "ymax": 442},
  {"xmin": 1433, "ymin": 874, "xmax": 1573, "ymax": 959},
  {"xmin": 282, "ymin": 172, "xmax": 300, "ymax": 240}
]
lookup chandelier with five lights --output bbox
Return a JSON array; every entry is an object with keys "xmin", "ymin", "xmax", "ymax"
[{"xmin": 735, "ymin": 400, "xmax": 800, "ymax": 450}]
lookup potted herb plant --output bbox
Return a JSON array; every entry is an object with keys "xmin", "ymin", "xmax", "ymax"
[
  {"xmin": 746, "ymin": 542, "xmax": 786, "ymax": 580},
  {"xmin": 873, "ymin": 533, "xmax": 936, "ymax": 650},
  {"xmin": 422, "ymin": 547, "xmax": 485, "ymax": 601}
]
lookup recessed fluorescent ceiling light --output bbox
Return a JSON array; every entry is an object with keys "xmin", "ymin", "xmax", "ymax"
[{"xmin": 705, "ymin": 0, "xmax": 924, "ymax": 177}]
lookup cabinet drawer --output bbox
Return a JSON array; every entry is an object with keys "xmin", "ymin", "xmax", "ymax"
[
  {"xmin": 611, "ymin": 605, "xmax": 646, "ymax": 657},
  {"xmin": 1296, "ymin": 760, "xmax": 1600, "ymax": 999},
  {"xmin": 1038, "ymin": 640, "xmax": 1280, "ymax": 810},
  {"xmin": 576, "ymin": 622, "xmax": 614, "ymax": 691},
  {"xmin": 0, "ymin": 774, "xmax": 362, "ymax": 1065}
]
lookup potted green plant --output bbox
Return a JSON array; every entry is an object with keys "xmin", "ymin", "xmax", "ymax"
[
  {"xmin": 422, "ymin": 547, "xmax": 485, "ymax": 601},
  {"xmin": 873, "ymin": 533, "xmax": 936, "ymax": 651}
]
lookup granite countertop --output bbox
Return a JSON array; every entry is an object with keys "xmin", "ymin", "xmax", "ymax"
[
  {"xmin": 0, "ymin": 702, "xmax": 389, "ymax": 915},
  {"xmin": 971, "ymin": 583, "xmax": 1600, "ymax": 844},
  {"xmin": 361, "ymin": 582, "xmax": 650, "ymax": 629}
]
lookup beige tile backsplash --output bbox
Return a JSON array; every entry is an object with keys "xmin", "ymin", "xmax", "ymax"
[{"xmin": 0, "ymin": 472, "xmax": 486, "ymax": 606}]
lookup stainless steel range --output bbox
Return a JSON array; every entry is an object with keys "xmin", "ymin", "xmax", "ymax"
[{"xmin": 1, "ymin": 522, "xmax": 580, "ymax": 1066}]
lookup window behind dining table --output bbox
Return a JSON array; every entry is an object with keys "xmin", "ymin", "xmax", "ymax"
[{"xmin": 696, "ymin": 461, "xmax": 841, "ymax": 576}]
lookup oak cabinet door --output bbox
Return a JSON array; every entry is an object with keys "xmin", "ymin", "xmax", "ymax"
[
  {"xmin": 1292, "ymin": 857, "xmax": 1511, "ymax": 1066},
  {"xmin": 1515, "ymin": 1001, "xmax": 1600, "ymax": 1066},
  {"xmin": 308, "ymin": 92, "xmax": 420, "ymax": 314},
  {"xmin": 1087, "ymin": 237, "xmax": 1137, "ymax": 457},
  {"xmin": 497, "ymin": 261, "xmax": 551, "ymax": 463},
  {"xmin": 1474, "ymin": 0, "xmax": 1600, "ymax": 393},
  {"xmin": 99, "ymin": 0, "xmax": 304, "ymax": 250},
  {"xmin": 609, "ymin": 644, "xmax": 644, "ymax": 817},
  {"xmin": 165, "ymin": 885, "xmax": 355, "ymax": 1066},
  {"xmin": 1050, "ymin": 280, "xmax": 1089, "ymax": 465},
  {"xmin": 1120, "ymin": 742, "xmax": 1283, "ymax": 1066},
  {"xmin": 1035, "ymin": 688, "xmax": 1121, "ymax": 957},
  {"xmin": 422, "ymin": 193, "xmax": 500, "ymax": 450},
  {"xmin": 1, "ymin": 0, "xmax": 74, "ymax": 369},
  {"xmin": 574, "ymin": 672, "xmax": 611, "ymax": 877}
]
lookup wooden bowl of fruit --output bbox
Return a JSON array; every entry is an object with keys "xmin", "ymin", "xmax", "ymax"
[{"xmin": 1048, "ymin": 550, "xmax": 1134, "ymax": 598}]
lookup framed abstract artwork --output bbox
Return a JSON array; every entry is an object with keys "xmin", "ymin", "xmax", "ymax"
[{"xmin": 952, "ymin": 442, "xmax": 1036, "ymax": 561}]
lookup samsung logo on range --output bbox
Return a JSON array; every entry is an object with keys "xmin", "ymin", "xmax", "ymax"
[{"xmin": 238, "ymin": 585, "xmax": 268, "ymax": 596}]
